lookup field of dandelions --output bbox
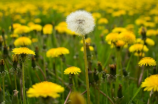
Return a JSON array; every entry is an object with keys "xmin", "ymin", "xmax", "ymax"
[{"xmin": 0, "ymin": 0, "xmax": 158, "ymax": 104}]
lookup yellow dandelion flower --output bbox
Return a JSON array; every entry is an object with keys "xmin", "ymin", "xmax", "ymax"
[
  {"xmin": 14, "ymin": 37, "xmax": 31, "ymax": 46},
  {"xmin": 30, "ymin": 24, "xmax": 42, "ymax": 31},
  {"xmin": 43, "ymin": 24, "xmax": 53, "ymax": 35},
  {"xmin": 98, "ymin": 18, "xmax": 108, "ymax": 24},
  {"xmin": 119, "ymin": 31, "xmax": 136, "ymax": 44},
  {"xmin": 115, "ymin": 40, "xmax": 125, "ymax": 47},
  {"xmin": 55, "ymin": 22, "xmax": 67, "ymax": 34},
  {"xmin": 10, "ymin": 34, "xmax": 18, "ymax": 38},
  {"xmin": 105, "ymin": 32, "xmax": 119, "ymax": 44},
  {"xmin": 81, "ymin": 46, "xmax": 94, "ymax": 51},
  {"xmin": 129, "ymin": 44, "xmax": 148, "ymax": 52},
  {"xmin": 135, "ymin": 38, "xmax": 144, "ymax": 44},
  {"xmin": 69, "ymin": 92, "xmax": 86, "ymax": 104},
  {"xmin": 9, "ymin": 23, "xmax": 21, "ymax": 30},
  {"xmin": 12, "ymin": 47, "xmax": 35, "ymax": 55},
  {"xmin": 46, "ymin": 47, "xmax": 69, "ymax": 58},
  {"xmin": 146, "ymin": 38, "xmax": 155, "ymax": 46},
  {"xmin": 141, "ymin": 74, "xmax": 158, "ymax": 91},
  {"xmin": 147, "ymin": 29, "xmax": 157, "ymax": 36},
  {"xmin": 64, "ymin": 66, "xmax": 81, "ymax": 75},
  {"xmin": 80, "ymin": 38, "xmax": 91, "ymax": 44},
  {"xmin": 138, "ymin": 57, "xmax": 156, "ymax": 67},
  {"xmin": 66, "ymin": 29, "xmax": 78, "ymax": 35},
  {"xmin": 112, "ymin": 27, "xmax": 126, "ymax": 33},
  {"xmin": 144, "ymin": 22, "xmax": 155, "ymax": 28},
  {"xmin": 92, "ymin": 12, "xmax": 101, "ymax": 20},
  {"xmin": 14, "ymin": 25, "xmax": 30, "ymax": 34},
  {"xmin": 27, "ymin": 81, "xmax": 64, "ymax": 98}
]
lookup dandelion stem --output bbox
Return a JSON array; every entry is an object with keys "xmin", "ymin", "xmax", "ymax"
[
  {"xmin": 82, "ymin": 36, "xmax": 91, "ymax": 104},
  {"xmin": 72, "ymin": 75, "xmax": 76, "ymax": 91},
  {"xmin": 14, "ymin": 71, "xmax": 17, "ymax": 90},
  {"xmin": 128, "ymin": 86, "xmax": 141, "ymax": 104},
  {"xmin": 2, "ymin": 76, "xmax": 5, "ymax": 102},
  {"xmin": 22, "ymin": 62, "xmax": 26, "ymax": 104},
  {"xmin": 64, "ymin": 90, "xmax": 71, "ymax": 104},
  {"xmin": 97, "ymin": 88, "xmax": 114, "ymax": 104}
]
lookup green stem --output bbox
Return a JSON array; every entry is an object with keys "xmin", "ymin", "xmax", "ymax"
[
  {"xmin": 82, "ymin": 36, "xmax": 91, "ymax": 104},
  {"xmin": 126, "ymin": 53, "xmax": 133, "ymax": 71},
  {"xmin": 115, "ymin": 50, "xmax": 119, "ymax": 97},
  {"xmin": 22, "ymin": 62, "xmax": 26, "ymax": 104},
  {"xmin": 128, "ymin": 86, "xmax": 141, "ymax": 104},
  {"xmin": 3, "ymin": 76, "xmax": 5, "ymax": 102},
  {"xmin": 43, "ymin": 52, "xmax": 46, "ymax": 78},
  {"xmin": 14, "ymin": 72, "xmax": 17, "ymax": 90},
  {"xmin": 60, "ymin": 59, "xmax": 64, "ymax": 102},
  {"xmin": 72, "ymin": 76, "xmax": 76, "ymax": 91}
]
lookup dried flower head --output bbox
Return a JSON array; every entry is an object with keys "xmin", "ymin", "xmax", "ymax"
[{"xmin": 66, "ymin": 10, "xmax": 95, "ymax": 35}]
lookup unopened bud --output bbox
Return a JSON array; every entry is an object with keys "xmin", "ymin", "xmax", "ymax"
[
  {"xmin": 140, "ymin": 27, "xmax": 147, "ymax": 41},
  {"xmin": 97, "ymin": 62, "xmax": 103, "ymax": 72},
  {"xmin": 3, "ymin": 45, "xmax": 8, "ymax": 57},
  {"xmin": 109, "ymin": 64, "xmax": 116, "ymax": 76},
  {"xmin": 0, "ymin": 59, "xmax": 5, "ymax": 73},
  {"xmin": 117, "ymin": 84, "xmax": 123, "ymax": 98},
  {"xmin": 13, "ymin": 55, "xmax": 18, "ymax": 70},
  {"xmin": 123, "ymin": 68, "xmax": 128, "ymax": 77},
  {"xmin": 94, "ymin": 68, "xmax": 99, "ymax": 83},
  {"xmin": 35, "ymin": 47, "xmax": 39, "ymax": 61}
]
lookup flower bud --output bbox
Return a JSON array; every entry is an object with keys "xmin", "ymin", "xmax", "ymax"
[
  {"xmin": 35, "ymin": 46, "xmax": 39, "ymax": 61},
  {"xmin": 86, "ymin": 44, "xmax": 92, "ymax": 61},
  {"xmin": 13, "ymin": 55, "xmax": 18, "ymax": 70},
  {"xmin": 109, "ymin": 64, "xmax": 116, "ymax": 77},
  {"xmin": 3, "ymin": 45, "xmax": 8, "ymax": 57},
  {"xmin": 94, "ymin": 68, "xmax": 99, "ymax": 83},
  {"xmin": 97, "ymin": 62, "xmax": 103, "ymax": 72},
  {"xmin": 69, "ymin": 92, "xmax": 86, "ymax": 104},
  {"xmin": 123, "ymin": 68, "xmax": 128, "ymax": 77},
  {"xmin": 117, "ymin": 84, "xmax": 123, "ymax": 98},
  {"xmin": 0, "ymin": 59, "xmax": 5, "ymax": 73},
  {"xmin": 140, "ymin": 27, "xmax": 147, "ymax": 41}
]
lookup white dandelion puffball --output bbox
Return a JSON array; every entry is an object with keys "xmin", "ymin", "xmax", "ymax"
[{"xmin": 66, "ymin": 10, "xmax": 95, "ymax": 35}]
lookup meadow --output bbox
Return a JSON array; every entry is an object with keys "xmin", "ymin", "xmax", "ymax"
[{"xmin": 0, "ymin": 0, "xmax": 158, "ymax": 104}]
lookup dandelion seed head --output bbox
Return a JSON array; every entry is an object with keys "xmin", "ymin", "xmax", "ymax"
[{"xmin": 66, "ymin": 10, "xmax": 95, "ymax": 35}]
